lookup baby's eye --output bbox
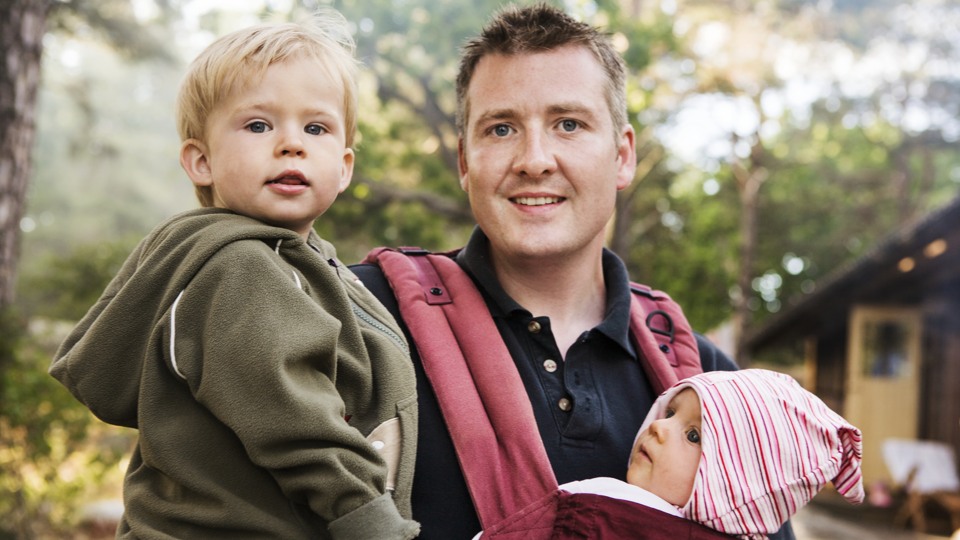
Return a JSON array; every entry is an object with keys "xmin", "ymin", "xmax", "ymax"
[
  {"xmin": 686, "ymin": 429, "xmax": 701, "ymax": 444},
  {"xmin": 246, "ymin": 121, "xmax": 269, "ymax": 133},
  {"xmin": 305, "ymin": 124, "xmax": 326, "ymax": 136},
  {"xmin": 664, "ymin": 408, "xmax": 675, "ymax": 419}
]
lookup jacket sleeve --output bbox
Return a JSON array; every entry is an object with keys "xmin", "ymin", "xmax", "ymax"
[{"xmin": 169, "ymin": 241, "xmax": 415, "ymax": 536}]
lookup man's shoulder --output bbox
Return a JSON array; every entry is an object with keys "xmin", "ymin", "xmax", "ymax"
[
  {"xmin": 350, "ymin": 261, "xmax": 388, "ymax": 292},
  {"xmin": 350, "ymin": 261, "xmax": 403, "ymax": 317},
  {"xmin": 693, "ymin": 333, "xmax": 739, "ymax": 372},
  {"xmin": 349, "ymin": 249, "xmax": 464, "ymax": 307},
  {"xmin": 349, "ymin": 261, "xmax": 382, "ymax": 280}
]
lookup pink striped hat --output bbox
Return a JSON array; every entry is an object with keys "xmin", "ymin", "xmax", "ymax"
[{"xmin": 640, "ymin": 369, "xmax": 864, "ymax": 539}]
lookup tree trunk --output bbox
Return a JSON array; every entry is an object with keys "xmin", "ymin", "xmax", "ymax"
[
  {"xmin": 731, "ymin": 136, "xmax": 768, "ymax": 367},
  {"xmin": 608, "ymin": 131, "xmax": 663, "ymax": 260},
  {"xmin": 0, "ymin": 0, "xmax": 51, "ymax": 311},
  {"xmin": 732, "ymin": 167, "xmax": 764, "ymax": 366}
]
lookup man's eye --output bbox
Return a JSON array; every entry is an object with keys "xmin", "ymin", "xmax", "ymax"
[
  {"xmin": 305, "ymin": 124, "xmax": 326, "ymax": 135},
  {"xmin": 492, "ymin": 124, "xmax": 512, "ymax": 137},
  {"xmin": 686, "ymin": 429, "xmax": 701, "ymax": 444},
  {"xmin": 247, "ymin": 121, "xmax": 269, "ymax": 133},
  {"xmin": 559, "ymin": 119, "xmax": 579, "ymax": 132}
]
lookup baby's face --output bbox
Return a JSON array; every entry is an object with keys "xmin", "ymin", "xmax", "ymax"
[{"xmin": 626, "ymin": 387, "xmax": 702, "ymax": 507}]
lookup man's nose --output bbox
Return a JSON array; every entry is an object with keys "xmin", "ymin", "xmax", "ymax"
[{"xmin": 512, "ymin": 130, "xmax": 556, "ymax": 178}]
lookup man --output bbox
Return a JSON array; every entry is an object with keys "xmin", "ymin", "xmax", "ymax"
[{"xmin": 353, "ymin": 4, "xmax": 794, "ymax": 539}]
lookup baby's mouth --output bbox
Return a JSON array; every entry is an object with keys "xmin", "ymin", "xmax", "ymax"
[{"xmin": 638, "ymin": 444, "xmax": 652, "ymax": 463}]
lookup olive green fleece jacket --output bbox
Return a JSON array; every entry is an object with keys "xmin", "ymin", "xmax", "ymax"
[{"xmin": 50, "ymin": 208, "xmax": 419, "ymax": 539}]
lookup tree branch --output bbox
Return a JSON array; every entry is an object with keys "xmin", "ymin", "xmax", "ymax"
[{"xmin": 353, "ymin": 174, "xmax": 473, "ymax": 224}]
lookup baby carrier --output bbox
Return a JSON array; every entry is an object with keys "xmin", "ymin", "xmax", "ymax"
[{"xmin": 364, "ymin": 247, "xmax": 733, "ymax": 539}]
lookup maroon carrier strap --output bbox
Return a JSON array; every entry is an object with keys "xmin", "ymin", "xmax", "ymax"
[
  {"xmin": 364, "ymin": 247, "xmax": 702, "ymax": 535},
  {"xmin": 552, "ymin": 492, "xmax": 737, "ymax": 539},
  {"xmin": 628, "ymin": 283, "xmax": 703, "ymax": 392}
]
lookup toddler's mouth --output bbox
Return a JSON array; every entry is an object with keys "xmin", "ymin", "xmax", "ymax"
[{"xmin": 268, "ymin": 171, "xmax": 308, "ymax": 185}]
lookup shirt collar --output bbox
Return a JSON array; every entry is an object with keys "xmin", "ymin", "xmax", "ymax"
[
  {"xmin": 456, "ymin": 226, "xmax": 635, "ymax": 355},
  {"xmin": 456, "ymin": 227, "xmax": 521, "ymax": 318}
]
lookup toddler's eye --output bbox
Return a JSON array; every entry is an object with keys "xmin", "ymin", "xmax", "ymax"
[
  {"xmin": 664, "ymin": 408, "xmax": 675, "ymax": 419},
  {"xmin": 305, "ymin": 124, "xmax": 326, "ymax": 135},
  {"xmin": 247, "ymin": 121, "xmax": 269, "ymax": 133},
  {"xmin": 686, "ymin": 429, "xmax": 701, "ymax": 444}
]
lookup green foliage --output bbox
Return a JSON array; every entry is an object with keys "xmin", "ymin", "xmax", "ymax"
[
  {"xmin": 21, "ymin": 34, "xmax": 193, "ymax": 289},
  {"xmin": 9, "ymin": 0, "xmax": 960, "ymax": 532},
  {"xmin": 308, "ymin": 0, "xmax": 557, "ymax": 256},
  {"xmin": 619, "ymin": 166, "xmax": 742, "ymax": 332},
  {"xmin": 17, "ymin": 239, "xmax": 137, "ymax": 321},
  {"xmin": 0, "ymin": 309, "xmax": 131, "ymax": 538},
  {"xmin": 50, "ymin": 0, "xmax": 179, "ymax": 63}
]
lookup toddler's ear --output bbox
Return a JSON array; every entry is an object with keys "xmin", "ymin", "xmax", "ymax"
[
  {"xmin": 180, "ymin": 139, "xmax": 213, "ymax": 187},
  {"xmin": 338, "ymin": 147, "xmax": 355, "ymax": 193}
]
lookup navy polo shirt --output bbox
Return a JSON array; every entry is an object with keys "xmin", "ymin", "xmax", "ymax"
[
  {"xmin": 454, "ymin": 230, "xmax": 668, "ymax": 487},
  {"xmin": 351, "ymin": 228, "xmax": 791, "ymax": 540}
]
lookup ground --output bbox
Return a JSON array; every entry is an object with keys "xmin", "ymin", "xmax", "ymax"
[{"xmin": 794, "ymin": 490, "xmax": 958, "ymax": 540}]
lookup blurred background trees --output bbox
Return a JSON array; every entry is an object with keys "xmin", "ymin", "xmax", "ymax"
[{"xmin": 3, "ymin": 0, "xmax": 959, "ymax": 536}]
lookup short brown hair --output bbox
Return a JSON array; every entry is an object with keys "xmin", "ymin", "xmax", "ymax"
[
  {"xmin": 176, "ymin": 10, "xmax": 359, "ymax": 207},
  {"xmin": 456, "ymin": 3, "xmax": 627, "ymax": 136}
]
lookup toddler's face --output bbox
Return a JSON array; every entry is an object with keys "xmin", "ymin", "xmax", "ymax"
[
  {"xmin": 182, "ymin": 55, "xmax": 353, "ymax": 238},
  {"xmin": 626, "ymin": 388, "xmax": 702, "ymax": 507}
]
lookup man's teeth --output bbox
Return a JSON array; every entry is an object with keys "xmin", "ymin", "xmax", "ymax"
[{"xmin": 515, "ymin": 196, "xmax": 561, "ymax": 206}]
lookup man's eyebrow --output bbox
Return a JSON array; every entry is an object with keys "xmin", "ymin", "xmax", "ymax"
[
  {"xmin": 547, "ymin": 103, "xmax": 597, "ymax": 118},
  {"xmin": 473, "ymin": 108, "xmax": 517, "ymax": 125},
  {"xmin": 472, "ymin": 103, "xmax": 600, "ymax": 126}
]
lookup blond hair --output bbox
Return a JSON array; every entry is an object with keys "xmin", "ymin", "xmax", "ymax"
[{"xmin": 176, "ymin": 10, "xmax": 359, "ymax": 207}]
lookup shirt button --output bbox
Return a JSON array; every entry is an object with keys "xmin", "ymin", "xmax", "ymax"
[
  {"xmin": 527, "ymin": 320, "xmax": 541, "ymax": 333},
  {"xmin": 558, "ymin": 398, "xmax": 572, "ymax": 412},
  {"xmin": 543, "ymin": 359, "xmax": 558, "ymax": 373}
]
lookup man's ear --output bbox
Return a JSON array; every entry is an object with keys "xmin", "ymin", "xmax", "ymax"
[
  {"xmin": 180, "ymin": 139, "xmax": 213, "ymax": 187},
  {"xmin": 458, "ymin": 136, "xmax": 469, "ymax": 192},
  {"xmin": 615, "ymin": 125, "xmax": 637, "ymax": 191}
]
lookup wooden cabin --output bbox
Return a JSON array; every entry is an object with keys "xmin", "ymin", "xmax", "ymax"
[{"xmin": 744, "ymin": 195, "xmax": 960, "ymax": 487}]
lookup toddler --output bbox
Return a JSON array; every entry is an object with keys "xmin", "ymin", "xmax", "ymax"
[{"xmin": 51, "ymin": 11, "xmax": 419, "ymax": 539}]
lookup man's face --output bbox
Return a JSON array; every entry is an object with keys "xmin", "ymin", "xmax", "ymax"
[
  {"xmin": 626, "ymin": 388, "xmax": 703, "ymax": 507},
  {"xmin": 458, "ymin": 45, "xmax": 636, "ymax": 265}
]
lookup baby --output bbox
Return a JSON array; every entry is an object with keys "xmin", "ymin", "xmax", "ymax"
[{"xmin": 554, "ymin": 369, "xmax": 864, "ymax": 539}]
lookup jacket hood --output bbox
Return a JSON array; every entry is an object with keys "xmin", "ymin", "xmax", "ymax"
[{"xmin": 49, "ymin": 209, "xmax": 311, "ymax": 427}]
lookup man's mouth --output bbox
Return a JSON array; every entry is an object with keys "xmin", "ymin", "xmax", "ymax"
[{"xmin": 513, "ymin": 196, "xmax": 563, "ymax": 206}]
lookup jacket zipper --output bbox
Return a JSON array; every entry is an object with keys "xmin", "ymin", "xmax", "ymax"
[{"xmin": 350, "ymin": 300, "xmax": 410, "ymax": 357}]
